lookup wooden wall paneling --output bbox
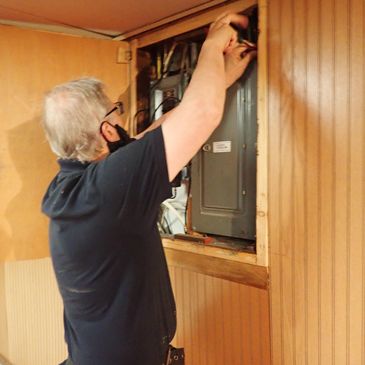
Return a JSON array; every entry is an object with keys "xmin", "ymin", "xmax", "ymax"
[
  {"xmin": 267, "ymin": 0, "xmax": 282, "ymax": 362},
  {"xmin": 334, "ymin": 0, "xmax": 350, "ymax": 363},
  {"xmin": 169, "ymin": 266, "xmax": 270, "ymax": 365},
  {"xmin": 0, "ymin": 263, "xmax": 9, "ymax": 360},
  {"xmin": 240, "ymin": 282, "xmax": 254, "ymax": 364},
  {"xmin": 2, "ymin": 260, "xmax": 270, "ymax": 365},
  {"xmin": 349, "ymin": 1, "xmax": 365, "ymax": 364},
  {"xmin": 292, "ymin": 0, "xmax": 307, "ymax": 362},
  {"xmin": 258, "ymin": 288, "xmax": 271, "ymax": 365},
  {"xmin": 5, "ymin": 259, "xmax": 66, "ymax": 365},
  {"xmin": 318, "ymin": 0, "xmax": 335, "ymax": 362},
  {"xmin": 279, "ymin": 0, "xmax": 295, "ymax": 363},
  {"xmin": 306, "ymin": 0, "xmax": 321, "ymax": 363},
  {"xmin": 269, "ymin": 0, "xmax": 365, "ymax": 364}
]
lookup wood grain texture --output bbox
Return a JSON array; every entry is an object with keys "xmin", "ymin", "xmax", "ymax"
[
  {"xmin": 268, "ymin": 0, "xmax": 365, "ymax": 364},
  {"xmin": 2, "ymin": 258, "xmax": 270, "ymax": 365},
  {"xmin": 135, "ymin": 0, "xmax": 256, "ymax": 48},
  {"xmin": 0, "ymin": 263, "xmax": 9, "ymax": 360},
  {"xmin": 164, "ymin": 244, "xmax": 268, "ymax": 289},
  {"xmin": 4, "ymin": 259, "xmax": 66, "ymax": 365},
  {"xmin": 169, "ymin": 265, "xmax": 271, "ymax": 365},
  {"xmin": 0, "ymin": 25, "xmax": 130, "ymax": 261}
]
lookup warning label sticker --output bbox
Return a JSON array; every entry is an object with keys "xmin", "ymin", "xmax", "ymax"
[{"xmin": 213, "ymin": 141, "xmax": 232, "ymax": 153}]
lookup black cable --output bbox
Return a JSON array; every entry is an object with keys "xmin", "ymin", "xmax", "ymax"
[
  {"xmin": 184, "ymin": 163, "xmax": 192, "ymax": 233},
  {"xmin": 133, "ymin": 108, "xmax": 149, "ymax": 124},
  {"xmin": 150, "ymin": 96, "xmax": 180, "ymax": 123},
  {"xmin": 150, "ymin": 70, "xmax": 169, "ymax": 91}
]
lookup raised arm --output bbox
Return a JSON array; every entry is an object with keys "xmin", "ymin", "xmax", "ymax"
[{"xmin": 161, "ymin": 13, "xmax": 251, "ymax": 181}]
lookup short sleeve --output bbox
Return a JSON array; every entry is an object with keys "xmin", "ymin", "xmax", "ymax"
[{"xmin": 94, "ymin": 126, "xmax": 172, "ymax": 227}]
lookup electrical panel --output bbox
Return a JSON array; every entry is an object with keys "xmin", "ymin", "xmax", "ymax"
[
  {"xmin": 191, "ymin": 62, "xmax": 257, "ymax": 240},
  {"xmin": 137, "ymin": 5, "xmax": 258, "ymax": 245}
]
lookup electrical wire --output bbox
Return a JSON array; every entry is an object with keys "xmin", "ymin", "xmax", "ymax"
[
  {"xmin": 184, "ymin": 163, "xmax": 192, "ymax": 233},
  {"xmin": 162, "ymin": 201, "xmax": 185, "ymax": 227},
  {"xmin": 150, "ymin": 96, "xmax": 180, "ymax": 123}
]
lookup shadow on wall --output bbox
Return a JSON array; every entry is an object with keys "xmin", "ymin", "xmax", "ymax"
[
  {"xmin": 0, "ymin": 352, "xmax": 13, "ymax": 365},
  {"xmin": 1, "ymin": 117, "xmax": 57, "ymax": 261},
  {"xmin": 1, "ymin": 84, "xmax": 130, "ymax": 262}
]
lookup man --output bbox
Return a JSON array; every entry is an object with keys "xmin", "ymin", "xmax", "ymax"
[{"xmin": 42, "ymin": 13, "xmax": 256, "ymax": 365}]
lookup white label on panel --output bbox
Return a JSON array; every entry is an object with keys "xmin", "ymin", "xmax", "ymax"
[{"xmin": 213, "ymin": 141, "xmax": 232, "ymax": 153}]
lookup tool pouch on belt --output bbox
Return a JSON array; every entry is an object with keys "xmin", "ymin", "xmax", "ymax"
[{"xmin": 165, "ymin": 345, "xmax": 185, "ymax": 365}]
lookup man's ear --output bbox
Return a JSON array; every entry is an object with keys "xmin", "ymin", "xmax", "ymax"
[{"xmin": 100, "ymin": 121, "xmax": 119, "ymax": 142}]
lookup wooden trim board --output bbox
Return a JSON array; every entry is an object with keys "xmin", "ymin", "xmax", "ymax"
[
  {"xmin": 133, "ymin": 0, "xmax": 256, "ymax": 48},
  {"xmin": 163, "ymin": 239, "xmax": 269, "ymax": 289}
]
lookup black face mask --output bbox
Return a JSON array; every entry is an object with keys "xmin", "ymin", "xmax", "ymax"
[{"xmin": 101, "ymin": 122, "xmax": 135, "ymax": 153}]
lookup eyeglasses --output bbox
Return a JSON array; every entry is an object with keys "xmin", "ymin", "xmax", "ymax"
[{"xmin": 104, "ymin": 101, "xmax": 124, "ymax": 118}]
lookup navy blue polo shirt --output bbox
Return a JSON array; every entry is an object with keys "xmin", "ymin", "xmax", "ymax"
[{"xmin": 42, "ymin": 127, "xmax": 176, "ymax": 365}]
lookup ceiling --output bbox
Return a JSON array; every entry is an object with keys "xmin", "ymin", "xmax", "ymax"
[{"xmin": 0, "ymin": 0, "xmax": 223, "ymax": 38}]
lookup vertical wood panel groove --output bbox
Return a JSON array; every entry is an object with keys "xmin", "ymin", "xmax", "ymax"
[
  {"xmin": 317, "ymin": 0, "xmax": 323, "ymax": 362},
  {"xmin": 269, "ymin": 0, "xmax": 365, "ymax": 364},
  {"xmin": 289, "ymin": 0, "xmax": 296, "ymax": 361},
  {"xmin": 346, "ymin": 2, "xmax": 351, "ymax": 364},
  {"xmin": 170, "ymin": 267, "xmax": 270, "ymax": 365},
  {"xmin": 316, "ymin": 2, "xmax": 323, "ymax": 364},
  {"xmin": 362, "ymin": 2, "xmax": 365, "ymax": 360},
  {"xmin": 278, "ymin": 0, "xmax": 284, "ymax": 362},
  {"xmin": 331, "ymin": 1, "xmax": 336, "ymax": 363},
  {"xmin": 303, "ymin": 0, "xmax": 309, "ymax": 362}
]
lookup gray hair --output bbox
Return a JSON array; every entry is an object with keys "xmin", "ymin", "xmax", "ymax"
[{"xmin": 43, "ymin": 77, "xmax": 110, "ymax": 162}]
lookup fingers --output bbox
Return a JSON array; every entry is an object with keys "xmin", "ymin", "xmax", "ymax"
[
  {"xmin": 240, "ymin": 48, "xmax": 257, "ymax": 60},
  {"xmin": 225, "ymin": 43, "xmax": 257, "ymax": 58},
  {"xmin": 241, "ymin": 40, "xmax": 256, "ymax": 49},
  {"xmin": 210, "ymin": 12, "xmax": 249, "ymax": 31},
  {"xmin": 214, "ymin": 13, "xmax": 249, "ymax": 28}
]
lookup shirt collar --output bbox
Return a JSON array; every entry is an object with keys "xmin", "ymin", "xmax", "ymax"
[{"xmin": 58, "ymin": 159, "xmax": 90, "ymax": 173}]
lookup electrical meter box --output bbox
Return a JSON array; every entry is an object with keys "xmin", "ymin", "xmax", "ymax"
[{"xmin": 191, "ymin": 61, "xmax": 257, "ymax": 240}]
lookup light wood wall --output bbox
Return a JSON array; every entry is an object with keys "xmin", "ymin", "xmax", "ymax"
[
  {"xmin": 169, "ymin": 266, "xmax": 270, "ymax": 365},
  {"xmin": 268, "ymin": 0, "xmax": 365, "ymax": 364},
  {"xmin": 3, "ymin": 259, "xmax": 270, "ymax": 365},
  {"xmin": 0, "ymin": 25, "xmax": 130, "ymax": 262},
  {"xmin": 4, "ymin": 259, "xmax": 66, "ymax": 365},
  {"xmin": 0, "ymin": 263, "xmax": 8, "ymax": 360}
]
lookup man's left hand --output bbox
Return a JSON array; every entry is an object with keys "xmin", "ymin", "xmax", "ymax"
[{"xmin": 224, "ymin": 42, "xmax": 257, "ymax": 88}]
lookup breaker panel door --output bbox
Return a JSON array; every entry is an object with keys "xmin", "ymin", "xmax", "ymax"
[{"xmin": 191, "ymin": 61, "xmax": 257, "ymax": 240}]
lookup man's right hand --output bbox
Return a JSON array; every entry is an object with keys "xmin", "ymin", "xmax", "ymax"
[
  {"xmin": 205, "ymin": 13, "xmax": 249, "ymax": 52},
  {"xmin": 161, "ymin": 12, "xmax": 250, "ymax": 182}
]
